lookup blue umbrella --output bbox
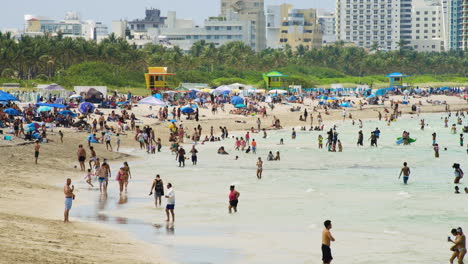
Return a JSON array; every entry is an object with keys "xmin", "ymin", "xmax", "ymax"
[
  {"xmin": 36, "ymin": 103, "xmax": 67, "ymax": 108},
  {"xmin": 78, "ymin": 102, "xmax": 95, "ymax": 114},
  {"xmin": 375, "ymin": 89, "xmax": 387, "ymax": 96},
  {"xmin": 181, "ymin": 107, "xmax": 194, "ymax": 114},
  {"xmin": 230, "ymin": 96, "xmax": 244, "ymax": 105},
  {"xmin": 153, "ymin": 94, "xmax": 163, "ymax": 99},
  {"xmin": 235, "ymin": 104, "xmax": 247, "ymax": 108},
  {"xmin": 3, "ymin": 108, "xmax": 19, "ymax": 115},
  {"xmin": 339, "ymin": 102, "xmax": 352, "ymax": 108},
  {"xmin": 328, "ymin": 97, "xmax": 338, "ymax": 100},
  {"xmin": 58, "ymin": 110, "xmax": 77, "ymax": 117},
  {"xmin": 0, "ymin": 91, "xmax": 19, "ymax": 102},
  {"xmin": 37, "ymin": 106, "xmax": 52, "ymax": 112},
  {"xmin": 318, "ymin": 95, "xmax": 328, "ymax": 100}
]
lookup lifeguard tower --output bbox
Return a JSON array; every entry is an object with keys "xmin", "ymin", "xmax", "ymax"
[
  {"xmin": 386, "ymin": 72, "xmax": 408, "ymax": 88},
  {"xmin": 263, "ymin": 71, "xmax": 288, "ymax": 90},
  {"xmin": 145, "ymin": 67, "xmax": 175, "ymax": 94}
]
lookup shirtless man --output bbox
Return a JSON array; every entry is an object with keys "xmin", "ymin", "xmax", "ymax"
[
  {"xmin": 77, "ymin": 145, "xmax": 86, "ymax": 171},
  {"xmin": 64, "ymin": 178, "xmax": 75, "ymax": 223},
  {"xmin": 399, "ymin": 162, "xmax": 411, "ymax": 184},
  {"xmin": 101, "ymin": 159, "xmax": 111, "ymax": 191},
  {"xmin": 449, "ymin": 227, "xmax": 466, "ymax": 264},
  {"xmin": 322, "ymin": 220, "xmax": 335, "ymax": 264},
  {"xmin": 34, "ymin": 141, "xmax": 40, "ymax": 164},
  {"xmin": 89, "ymin": 146, "xmax": 97, "ymax": 169},
  {"xmin": 256, "ymin": 157, "xmax": 263, "ymax": 179}
]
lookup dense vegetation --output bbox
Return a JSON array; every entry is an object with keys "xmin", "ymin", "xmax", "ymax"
[{"xmin": 0, "ymin": 32, "xmax": 467, "ymax": 90}]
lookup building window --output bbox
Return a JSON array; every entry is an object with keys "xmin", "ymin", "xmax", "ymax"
[{"xmin": 227, "ymin": 26, "xmax": 231, "ymax": 30}]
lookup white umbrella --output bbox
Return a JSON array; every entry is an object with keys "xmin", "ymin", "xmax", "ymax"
[
  {"xmin": 69, "ymin": 94, "xmax": 82, "ymax": 99},
  {"xmin": 268, "ymin": 89, "xmax": 287, "ymax": 94},
  {"xmin": 138, "ymin": 96, "xmax": 167, "ymax": 106}
]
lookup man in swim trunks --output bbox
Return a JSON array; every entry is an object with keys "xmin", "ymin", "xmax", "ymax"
[
  {"xmin": 165, "ymin": 183, "xmax": 175, "ymax": 222},
  {"xmin": 77, "ymin": 144, "xmax": 86, "ymax": 171},
  {"xmin": 64, "ymin": 178, "xmax": 75, "ymax": 223},
  {"xmin": 256, "ymin": 157, "xmax": 263, "ymax": 179},
  {"xmin": 34, "ymin": 140, "xmax": 40, "ymax": 164},
  {"xmin": 96, "ymin": 165, "xmax": 107, "ymax": 193},
  {"xmin": 399, "ymin": 162, "xmax": 411, "ymax": 184},
  {"xmin": 101, "ymin": 159, "xmax": 111, "ymax": 191},
  {"xmin": 322, "ymin": 220, "xmax": 335, "ymax": 264}
]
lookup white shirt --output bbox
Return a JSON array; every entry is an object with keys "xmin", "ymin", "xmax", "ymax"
[{"xmin": 166, "ymin": 188, "xmax": 175, "ymax": 204}]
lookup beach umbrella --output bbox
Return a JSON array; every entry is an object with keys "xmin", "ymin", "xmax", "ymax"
[
  {"xmin": 215, "ymin": 85, "xmax": 232, "ymax": 94},
  {"xmin": 201, "ymin": 88, "xmax": 212, "ymax": 93},
  {"xmin": 44, "ymin": 83, "xmax": 65, "ymax": 91},
  {"xmin": 235, "ymin": 103, "xmax": 247, "ymax": 108},
  {"xmin": 230, "ymin": 96, "xmax": 244, "ymax": 105},
  {"xmin": 288, "ymin": 96, "xmax": 297, "ymax": 101},
  {"xmin": 37, "ymin": 106, "xmax": 52, "ymax": 112},
  {"xmin": 36, "ymin": 103, "xmax": 67, "ymax": 108},
  {"xmin": 58, "ymin": 110, "xmax": 77, "ymax": 117},
  {"xmin": 152, "ymin": 94, "xmax": 163, "ymax": 99},
  {"xmin": 181, "ymin": 107, "xmax": 194, "ymax": 114},
  {"xmin": 339, "ymin": 102, "xmax": 352, "ymax": 108},
  {"xmin": 318, "ymin": 95, "xmax": 328, "ymax": 100},
  {"xmin": 69, "ymin": 94, "xmax": 82, "ymax": 99},
  {"xmin": 328, "ymin": 96, "xmax": 338, "ymax": 100},
  {"xmin": 3, "ymin": 108, "xmax": 19, "ymax": 115},
  {"xmin": 78, "ymin": 102, "xmax": 95, "ymax": 114},
  {"xmin": 27, "ymin": 123, "xmax": 40, "ymax": 129},
  {"xmin": 375, "ymin": 89, "xmax": 386, "ymax": 96},
  {"xmin": 366, "ymin": 94, "xmax": 376, "ymax": 99},
  {"xmin": 268, "ymin": 89, "xmax": 287, "ymax": 94},
  {"xmin": 0, "ymin": 91, "xmax": 20, "ymax": 102},
  {"xmin": 139, "ymin": 96, "xmax": 167, "ymax": 106}
]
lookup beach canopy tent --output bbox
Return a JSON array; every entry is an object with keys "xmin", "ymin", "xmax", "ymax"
[
  {"xmin": 375, "ymin": 89, "xmax": 387, "ymax": 96},
  {"xmin": 230, "ymin": 96, "xmax": 244, "ymax": 105},
  {"xmin": 74, "ymin": 86, "xmax": 107, "ymax": 99},
  {"xmin": 138, "ymin": 96, "xmax": 167, "ymax": 106},
  {"xmin": 0, "ymin": 91, "xmax": 20, "ymax": 102},
  {"xmin": 3, "ymin": 108, "xmax": 19, "ymax": 115},
  {"xmin": 36, "ymin": 102, "xmax": 67, "ymax": 108},
  {"xmin": 214, "ymin": 85, "xmax": 232, "ymax": 94},
  {"xmin": 268, "ymin": 89, "xmax": 287, "ymax": 94},
  {"xmin": 44, "ymin": 83, "xmax": 65, "ymax": 91},
  {"xmin": 78, "ymin": 102, "xmax": 95, "ymax": 114}
]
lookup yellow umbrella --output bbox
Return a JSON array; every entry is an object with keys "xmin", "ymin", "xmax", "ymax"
[{"xmin": 201, "ymin": 88, "xmax": 212, "ymax": 93}]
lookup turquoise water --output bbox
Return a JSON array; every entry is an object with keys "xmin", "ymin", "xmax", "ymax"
[{"xmin": 74, "ymin": 113, "xmax": 468, "ymax": 264}]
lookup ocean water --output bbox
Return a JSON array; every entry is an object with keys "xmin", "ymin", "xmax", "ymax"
[{"xmin": 73, "ymin": 113, "xmax": 468, "ymax": 264}]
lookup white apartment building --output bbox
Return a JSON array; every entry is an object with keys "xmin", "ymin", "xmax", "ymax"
[
  {"xmin": 266, "ymin": 5, "xmax": 282, "ymax": 48},
  {"xmin": 411, "ymin": 0, "xmax": 445, "ymax": 52},
  {"xmin": 317, "ymin": 10, "xmax": 336, "ymax": 44},
  {"xmin": 336, "ymin": 0, "xmax": 412, "ymax": 51},
  {"xmin": 159, "ymin": 16, "xmax": 254, "ymax": 52}
]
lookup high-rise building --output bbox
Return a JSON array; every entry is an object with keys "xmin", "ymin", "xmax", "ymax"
[
  {"xmin": 266, "ymin": 5, "xmax": 282, "ymax": 48},
  {"xmin": 336, "ymin": 0, "xmax": 411, "ymax": 51},
  {"xmin": 220, "ymin": 0, "xmax": 266, "ymax": 51},
  {"xmin": 317, "ymin": 10, "xmax": 336, "ymax": 45},
  {"xmin": 449, "ymin": 0, "xmax": 468, "ymax": 50},
  {"xmin": 128, "ymin": 8, "xmax": 166, "ymax": 32},
  {"xmin": 411, "ymin": 0, "xmax": 445, "ymax": 52},
  {"xmin": 278, "ymin": 5, "xmax": 322, "ymax": 50}
]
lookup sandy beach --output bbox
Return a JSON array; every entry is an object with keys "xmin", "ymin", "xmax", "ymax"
[{"xmin": 1, "ymin": 93, "xmax": 468, "ymax": 263}]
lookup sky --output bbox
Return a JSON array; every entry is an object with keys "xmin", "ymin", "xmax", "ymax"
[{"xmin": 1, "ymin": 0, "xmax": 335, "ymax": 30}]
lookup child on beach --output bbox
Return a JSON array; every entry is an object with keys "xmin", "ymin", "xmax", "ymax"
[
  {"xmin": 318, "ymin": 135, "xmax": 323, "ymax": 149},
  {"xmin": 84, "ymin": 169, "xmax": 94, "ymax": 187}
]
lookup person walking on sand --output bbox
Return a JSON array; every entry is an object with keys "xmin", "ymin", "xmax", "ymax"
[
  {"xmin": 64, "ymin": 178, "xmax": 75, "ymax": 223},
  {"xmin": 77, "ymin": 144, "xmax": 86, "ymax": 171},
  {"xmin": 34, "ymin": 140, "xmax": 40, "ymax": 164},
  {"xmin": 322, "ymin": 220, "xmax": 335, "ymax": 264},
  {"xmin": 228, "ymin": 185, "xmax": 240, "ymax": 213},
  {"xmin": 178, "ymin": 146, "xmax": 186, "ymax": 167},
  {"xmin": 399, "ymin": 162, "xmax": 411, "ymax": 184},
  {"xmin": 251, "ymin": 139, "xmax": 257, "ymax": 154},
  {"xmin": 165, "ymin": 183, "xmax": 175, "ymax": 222},
  {"xmin": 190, "ymin": 145, "xmax": 198, "ymax": 165},
  {"xmin": 256, "ymin": 157, "xmax": 263, "ymax": 179},
  {"xmin": 149, "ymin": 174, "xmax": 164, "ymax": 207}
]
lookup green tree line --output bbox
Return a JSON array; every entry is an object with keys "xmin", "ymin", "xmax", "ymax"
[{"xmin": 0, "ymin": 32, "xmax": 467, "ymax": 88}]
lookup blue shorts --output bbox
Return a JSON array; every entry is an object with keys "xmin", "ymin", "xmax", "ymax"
[
  {"xmin": 98, "ymin": 177, "xmax": 105, "ymax": 182},
  {"xmin": 403, "ymin": 176, "xmax": 409, "ymax": 184},
  {"xmin": 65, "ymin": 197, "xmax": 73, "ymax": 210},
  {"xmin": 166, "ymin": 204, "xmax": 175, "ymax": 210},
  {"xmin": 252, "ymin": 147, "xmax": 257, "ymax": 152}
]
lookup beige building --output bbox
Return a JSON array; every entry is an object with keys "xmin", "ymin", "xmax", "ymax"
[
  {"xmin": 276, "ymin": 4, "xmax": 322, "ymax": 50},
  {"xmin": 220, "ymin": 0, "xmax": 266, "ymax": 51}
]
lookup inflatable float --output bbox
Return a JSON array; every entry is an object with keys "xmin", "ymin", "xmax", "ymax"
[{"xmin": 396, "ymin": 137, "xmax": 416, "ymax": 144}]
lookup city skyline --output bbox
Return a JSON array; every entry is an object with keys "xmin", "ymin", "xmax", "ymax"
[{"xmin": 0, "ymin": 0, "xmax": 334, "ymax": 30}]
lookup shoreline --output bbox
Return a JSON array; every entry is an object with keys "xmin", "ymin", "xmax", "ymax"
[{"xmin": 2, "ymin": 94, "xmax": 468, "ymax": 263}]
